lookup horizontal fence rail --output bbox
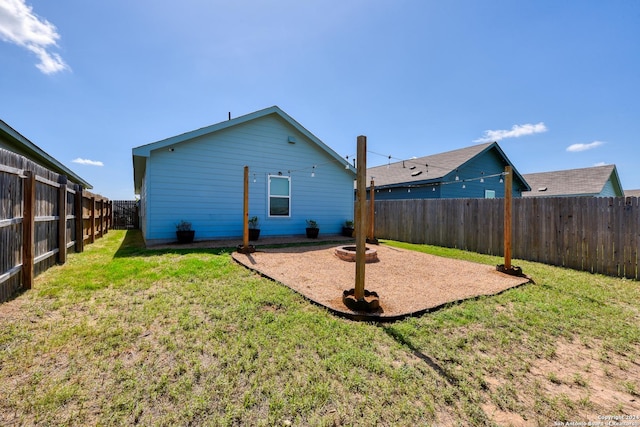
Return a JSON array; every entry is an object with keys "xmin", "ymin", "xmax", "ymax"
[
  {"xmin": 373, "ymin": 197, "xmax": 639, "ymax": 280},
  {"xmin": 0, "ymin": 148, "xmax": 111, "ymax": 302}
]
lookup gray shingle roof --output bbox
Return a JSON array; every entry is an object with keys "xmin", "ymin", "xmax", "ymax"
[
  {"xmin": 522, "ymin": 164, "xmax": 620, "ymax": 197},
  {"xmin": 625, "ymin": 189, "xmax": 640, "ymax": 197},
  {"xmin": 366, "ymin": 142, "xmax": 494, "ymax": 187}
]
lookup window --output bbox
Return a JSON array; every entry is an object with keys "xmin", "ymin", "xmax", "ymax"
[
  {"xmin": 485, "ymin": 189, "xmax": 496, "ymax": 199},
  {"xmin": 268, "ymin": 175, "xmax": 290, "ymax": 217}
]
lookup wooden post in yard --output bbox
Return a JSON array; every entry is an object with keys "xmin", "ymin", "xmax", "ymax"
[
  {"xmin": 355, "ymin": 136, "xmax": 367, "ymax": 301},
  {"xmin": 22, "ymin": 170, "xmax": 35, "ymax": 290},
  {"xmin": 367, "ymin": 179, "xmax": 378, "ymax": 244},
  {"xmin": 57, "ymin": 176, "xmax": 68, "ymax": 264},
  {"xmin": 242, "ymin": 165, "xmax": 250, "ymax": 251},
  {"xmin": 504, "ymin": 165, "xmax": 513, "ymax": 270}
]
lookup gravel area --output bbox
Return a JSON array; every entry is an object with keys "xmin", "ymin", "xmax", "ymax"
[{"xmin": 232, "ymin": 243, "xmax": 531, "ymax": 320}]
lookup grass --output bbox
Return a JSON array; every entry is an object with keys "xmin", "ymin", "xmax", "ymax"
[{"xmin": 0, "ymin": 231, "xmax": 639, "ymax": 426}]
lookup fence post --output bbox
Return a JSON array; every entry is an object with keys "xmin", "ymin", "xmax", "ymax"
[
  {"xmin": 57, "ymin": 176, "xmax": 68, "ymax": 264},
  {"xmin": 75, "ymin": 185, "xmax": 84, "ymax": 253},
  {"xmin": 22, "ymin": 170, "xmax": 35, "ymax": 290},
  {"xmin": 106, "ymin": 200, "xmax": 112, "ymax": 233},
  {"xmin": 90, "ymin": 195, "xmax": 96, "ymax": 244},
  {"xmin": 97, "ymin": 198, "xmax": 103, "ymax": 238}
]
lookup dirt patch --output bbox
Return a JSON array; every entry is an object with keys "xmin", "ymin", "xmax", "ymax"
[
  {"xmin": 480, "ymin": 339, "xmax": 640, "ymax": 425},
  {"xmin": 232, "ymin": 243, "xmax": 530, "ymax": 319},
  {"xmin": 529, "ymin": 340, "xmax": 640, "ymax": 415}
]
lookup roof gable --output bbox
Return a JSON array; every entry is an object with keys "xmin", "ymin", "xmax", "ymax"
[
  {"xmin": 367, "ymin": 142, "xmax": 530, "ymax": 191},
  {"xmin": 522, "ymin": 164, "xmax": 623, "ymax": 197},
  {"xmin": 132, "ymin": 106, "xmax": 354, "ymax": 193}
]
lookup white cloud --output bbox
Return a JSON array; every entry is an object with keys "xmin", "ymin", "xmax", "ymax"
[
  {"xmin": 593, "ymin": 162, "xmax": 608, "ymax": 167},
  {"xmin": 72, "ymin": 158, "xmax": 104, "ymax": 167},
  {"xmin": 0, "ymin": 0, "xmax": 69, "ymax": 73},
  {"xmin": 474, "ymin": 122, "xmax": 547, "ymax": 143},
  {"xmin": 566, "ymin": 141, "xmax": 605, "ymax": 152}
]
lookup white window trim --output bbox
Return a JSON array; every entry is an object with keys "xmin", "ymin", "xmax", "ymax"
[{"xmin": 268, "ymin": 175, "xmax": 291, "ymax": 218}]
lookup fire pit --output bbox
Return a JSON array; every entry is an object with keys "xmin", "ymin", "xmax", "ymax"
[{"xmin": 334, "ymin": 245, "xmax": 378, "ymax": 263}]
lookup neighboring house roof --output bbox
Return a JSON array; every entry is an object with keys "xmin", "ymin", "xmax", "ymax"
[
  {"xmin": 366, "ymin": 141, "xmax": 530, "ymax": 190},
  {"xmin": 0, "ymin": 119, "xmax": 92, "ymax": 189},
  {"xmin": 625, "ymin": 189, "xmax": 640, "ymax": 198},
  {"xmin": 132, "ymin": 106, "xmax": 354, "ymax": 194},
  {"xmin": 522, "ymin": 164, "xmax": 623, "ymax": 197}
]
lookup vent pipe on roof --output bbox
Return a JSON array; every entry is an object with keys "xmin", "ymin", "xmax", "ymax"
[{"xmin": 228, "ymin": 112, "xmax": 231, "ymax": 120}]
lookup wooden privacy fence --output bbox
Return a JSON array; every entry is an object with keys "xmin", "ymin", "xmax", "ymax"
[
  {"xmin": 0, "ymin": 148, "xmax": 111, "ymax": 303},
  {"xmin": 373, "ymin": 197, "xmax": 640, "ymax": 280}
]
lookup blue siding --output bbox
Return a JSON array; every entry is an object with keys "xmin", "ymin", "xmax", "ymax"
[
  {"xmin": 143, "ymin": 114, "xmax": 354, "ymax": 243},
  {"xmin": 371, "ymin": 184, "xmax": 441, "ymax": 200},
  {"xmin": 599, "ymin": 179, "xmax": 617, "ymax": 197}
]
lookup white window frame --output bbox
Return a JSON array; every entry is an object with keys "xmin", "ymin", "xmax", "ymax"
[
  {"xmin": 268, "ymin": 175, "xmax": 291, "ymax": 217},
  {"xmin": 485, "ymin": 189, "xmax": 496, "ymax": 199}
]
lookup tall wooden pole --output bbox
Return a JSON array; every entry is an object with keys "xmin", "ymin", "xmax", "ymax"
[
  {"xmin": 504, "ymin": 165, "xmax": 513, "ymax": 270},
  {"xmin": 355, "ymin": 136, "xmax": 367, "ymax": 301},
  {"xmin": 243, "ymin": 166, "xmax": 249, "ymax": 251},
  {"xmin": 368, "ymin": 179, "xmax": 375, "ymax": 241}
]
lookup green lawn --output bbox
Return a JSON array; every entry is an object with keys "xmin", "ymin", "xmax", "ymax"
[{"xmin": 0, "ymin": 230, "xmax": 638, "ymax": 426}]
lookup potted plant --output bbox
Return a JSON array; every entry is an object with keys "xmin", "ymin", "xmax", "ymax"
[
  {"xmin": 306, "ymin": 219, "xmax": 319, "ymax": 239},
  {"xmin": 175, "ymin": 220, "xmax": 195, "ymax": 244},
  {"xmin": 248, "ymin": 216, "xmax": 260, "ymax": 241},
  {"xmin": 342, "ymin": 219, "xmax": 355, "ymax": 237}
]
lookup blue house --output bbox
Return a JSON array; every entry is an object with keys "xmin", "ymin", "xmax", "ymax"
[
  {"xmin": 522, "ymin": 164, "xmax": 624, "ymax": 198},
  {"xmin": 132, "ymin": 106, "xmax": 356, "ymax": 245},
  {"xmin": 366, "ymin": 142, "xmax": 530, "ymax": 200}
]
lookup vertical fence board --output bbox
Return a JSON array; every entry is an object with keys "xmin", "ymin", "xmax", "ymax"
[
  {"xmin": 58, "ymin": 179, "xmax": 67, "ymax": 264},
  {"xmin": 632, "ymin": 198, "xmax": 640, "ymax": 280},
  {"xmin": 603, "ymin": 198, "xmax": 614, "ymax": 276},
  {"xmin": 586, "ymin": 197, "xmax": 598, "ymax": 273},
  {"xmin": 614, "ymin": 198, "xmax": 624, "ymax": 277}
]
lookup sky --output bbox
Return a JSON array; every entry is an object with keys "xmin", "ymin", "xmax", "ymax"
[{"xmin": 1, "ymin": 0, "xmax": 639, "ymax": 199}]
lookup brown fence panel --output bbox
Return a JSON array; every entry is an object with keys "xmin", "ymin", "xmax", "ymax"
[
  {"xmin": 0, "ymin": 148, "xmax": 110, "ymax": 303},
  {"xmin": 374, "ymin": 197, "xmax": 640, "ymax": 280}
]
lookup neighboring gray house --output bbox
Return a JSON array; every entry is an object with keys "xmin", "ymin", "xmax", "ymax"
[
  {"xmin": 522, "ymin": 164, "xmax": 624, "ymax": 198},
  {"xmin": 624, "ymin": 189, "xmax": 640, "ymax": 198},
  {"xmin": 0, "ymin": 119, "xmax": 92, "ymax": 189},
  {"xmin": 132, "ymin": 106, "xmax": 356, "ymax": 245},
  {"xmin": 366, "ymin": 142, "xmax": 530, "ymax": 200}
]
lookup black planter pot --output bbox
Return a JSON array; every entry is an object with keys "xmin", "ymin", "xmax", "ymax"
[
  {"xmin": 249, "ymin": 228, "xmax": 261, "ymax": 241},
  {"xmin": 306, "ymin": 227, "xmax": 319, "ymax": 239},
  {"xmin": 341, "ymin": 227, "xmax": 355, "ymax": 237},
  {"xmin": 176, "ymin": 230, "xmax": 195, "ymax": 244}
]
